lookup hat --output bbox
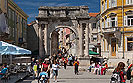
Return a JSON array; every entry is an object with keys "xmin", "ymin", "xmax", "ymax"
[
  {"xmin": 42, "ymin": 75, "xmax": 46, "ymax": 77},
  {"xmin": 99, "ymin": 62, "xmax": 101, "ymax": 64}
]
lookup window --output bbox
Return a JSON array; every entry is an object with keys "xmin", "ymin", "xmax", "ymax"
[
  {"xmin": 92, "ymin": 23, "xmax": 96, "ymax": 29},
  {"xmin": 127, "ymin": 16, "xmax": 133, "ymax": 26},
  {"xmin": 112, "ymin": 0, "xmax": 117, "ymax": 7},
  {"xmin": 111, "ymin": 18, "xmax": 115, "ymax": 27},
  {"xmin": 105, "ymin": 0, "xmax": 107, "ymax": 10},
  {"xmin": 0, "ymin": 0, "xmax": 1, "ymax": 7},
  {"xmin": 101, "ymin": 20, "xmax": 104, "ymax": 28},
  {"xmin": 124, "ymin": 16, "xmax": 133, "ymax": 26},
  {"xmin": 5, "ymin": 0, "xmax": 7, "ymax": 9},
  {"xmin": 105, "ymin": 18, "xmax": 108, "ymax": 28},
  {"xmin": 92, "ymin": 35, "xmax": 97, "ymax": 41},
  {"xmin": 126, "ymin": 0, "xmax": 133, "ymax": 5},
  {"xmin": 8, "ymin": 8, "xmax": 11, "ymax": 19},
  {"xmin": 127, "ymin": 37, "xmax": 133, "ymax": 51},
  {"xmin": 102, "ymin": 1, "xmax": 104, "ymax": 12},
  {"xmin": 109, "ymin": 17, "xmax": 117, "ymax": 27},
  {"xmin": 12, "ymin": 11, "xmax": 15, "ymax": 21},
  {"xmin": 109, "ymin": 0, "xmax": 117, "ymax": 8}
]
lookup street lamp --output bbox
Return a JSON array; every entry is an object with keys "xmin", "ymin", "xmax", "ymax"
[{"xmin": 122, "ymin": 0, "xmax": 124, "ymax": 59}]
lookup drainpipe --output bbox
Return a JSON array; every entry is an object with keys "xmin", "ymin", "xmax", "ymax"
[{"xmin": 122, "ymin": 0, "xmax": 124, "ymax": 59}]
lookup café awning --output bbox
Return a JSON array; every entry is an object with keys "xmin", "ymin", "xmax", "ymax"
[
  {"xmin": 89, "ymin": 50, "xmax": 99, "ymax": 55},
  {"xmin": 0, "ymin": 41, "xmax": 31, "ymax": 55}
]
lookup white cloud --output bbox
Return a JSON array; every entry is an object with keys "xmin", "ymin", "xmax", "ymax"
[
  {"xmin": 15, "ymin": 1, "xmax": 71, "ymax": 7},
  {"xmin": 56, "ymin": 3, "xmax": 70, "ymax": 6}
]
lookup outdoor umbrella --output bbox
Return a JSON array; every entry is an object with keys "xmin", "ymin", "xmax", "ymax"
[
  {"xmin": 0, "ymin": 41, "xmax": 31, "ymax": 55},
  {"xmin": 89, "ymin": 50, "xmax": 99, "ymax": 55}
]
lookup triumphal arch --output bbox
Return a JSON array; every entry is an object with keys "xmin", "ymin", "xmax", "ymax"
[{"xmin": 36, "ymin": 6, "xmax": 90, "ymax": 59}]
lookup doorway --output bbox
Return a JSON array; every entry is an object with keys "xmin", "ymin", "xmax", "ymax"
[{"xmin": 111, "ymin": 38, "xmax": 116, "ymax": 56}]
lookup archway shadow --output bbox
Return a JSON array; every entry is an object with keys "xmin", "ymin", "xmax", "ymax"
[{"xmin": 57, "ymin": 80, "xmax": 66, "ymax": 82}]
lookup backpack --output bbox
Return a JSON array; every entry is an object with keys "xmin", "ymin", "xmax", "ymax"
[
  {"xmin": 127, "ymin": 67, "xmax": 131, "ymax": 80},
  {"xmin": 110, "ymin": 71, "xmax": 121, "ymax": 83}
]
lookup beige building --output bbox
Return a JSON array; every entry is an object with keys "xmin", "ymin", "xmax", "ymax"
[
  {"xmin": 0, "ymin": 0, "xmax": 29, "ymax": 64},
  {"xmin": 88, "ymin": 13, "xmax": 101, "ymax": 55},
  {"xmin": 8, "ymin": 0, "xmax": 29, "ymax": 48}
]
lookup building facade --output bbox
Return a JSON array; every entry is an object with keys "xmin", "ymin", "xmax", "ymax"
[
  {"xmin": 88, "ymin": 13, "xmax": 101, "ymax": 55},
  {"xmin": 101, "ymin": 0, "xmax": 133, "ymax": 64},
  {"xmin": 0, "ymin": 0, "xmax": 29, "ymax": 64},
  {"xmin": 27, "ymin": 21, "xmax": 39, "ymax": 58},
  {"xmin": 0, "ymin": 0, "xmax": 8, "ymax": 40},
  {"xmin": 8, "ymin": 0, "xmax": 28, "ymax": 48}
]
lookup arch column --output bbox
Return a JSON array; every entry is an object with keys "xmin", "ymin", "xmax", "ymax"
[
  {"xmin": 79, "ymin": 23, "xmax": 83, "ymax": 57},
  {"xmin": 44, "ymin": 24, "xmax": 48, "ymax": 55},
  {"xmin": 39, "ymin": 24, "xmax": 44, "ymax": 57},
  {"xmin": 85, "ymin": 23, "xmax": 89, "ymax": 57}
]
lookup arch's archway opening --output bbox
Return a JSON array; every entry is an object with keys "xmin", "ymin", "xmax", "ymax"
[{"xmin": 50, "ymin": 26, "xmax": 78, "ymax": 60}]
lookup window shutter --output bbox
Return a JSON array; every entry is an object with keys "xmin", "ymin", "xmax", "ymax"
[
  {"xmin": 124, "ymin": 16, "xmax": 127, "ymax": 26},
  {"xmin": 109, "ymin": 18, "xmax": 111, "ymax": 27},
  {"xmin": 126, "ymin": 0, "xmax": 128, "ymax": 4},
  {"xmin": 105, "ymin": 19, "xmax": 107, "ymax": 28},
  {"xmin": 109, "ymin": 0, "xmax": 111, "ymax": 8},
  {"xmin": 115, "ymin": 0, "xmax": 117, "ymax": 7},
  {"xmin": 115, "ymin": 16, "xmax": 118, "ymax": 27}
]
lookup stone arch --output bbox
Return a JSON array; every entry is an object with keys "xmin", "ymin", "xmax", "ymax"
[
  {"xmin": 49, "ymin": 25, "xmax": 79, "ymax": 39},
  {"xmin": 49, "ymin": 25, "xmax": 79, "ymax": 57},
  {"xmin": 36, "ymin": 6, "xmax": 90, "ymax": 59}
]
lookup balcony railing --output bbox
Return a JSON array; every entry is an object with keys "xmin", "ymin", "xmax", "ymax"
[{"xmin": 102, "ymin": 27, "xmax": 116, "ymax": 33}]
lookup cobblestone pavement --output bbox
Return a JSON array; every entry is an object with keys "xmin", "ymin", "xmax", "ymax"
[{"xmin": 20, "ymin": 66, "xmax": 130, "ymax": 83}]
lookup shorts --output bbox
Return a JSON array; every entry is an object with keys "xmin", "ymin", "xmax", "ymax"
[{"xmin": 53, "ymin": 70, "xmax": 58, "ymax": 76}]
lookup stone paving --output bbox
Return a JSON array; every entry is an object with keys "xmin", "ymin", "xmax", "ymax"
[
  {"xmin": 19, "ymin": 66, "xmax": 130, "ymax": 83},
  {"xmin": 0, "ymin": 72, "xmax": 28, "ymax": 83},
  {"xmin": 32, "ymin": 66, "xmax": 111, "ymax": 83}
]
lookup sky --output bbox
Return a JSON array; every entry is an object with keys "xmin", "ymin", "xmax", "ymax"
[{"xmin": 13, "ymin": 0, "xmax": 100, "ymax": 24}]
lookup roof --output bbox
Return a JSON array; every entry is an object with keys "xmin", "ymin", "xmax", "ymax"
[
  {"xmin": 89, "ymin": 13, "xmax": 99, "ymax": 17},
  {"xmin": 28, "ymin": 21, "xmax": 36, "ymax": 26}
]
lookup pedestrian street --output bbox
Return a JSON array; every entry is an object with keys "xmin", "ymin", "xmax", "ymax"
[{"xmin": 30, "ymin": 66, "xmax": 111, "ymax": 83}]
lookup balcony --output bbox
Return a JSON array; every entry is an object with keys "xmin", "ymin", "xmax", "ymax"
[{"xmin": 102, "ymin": 27, "xmax": 116, "ymax": 34}]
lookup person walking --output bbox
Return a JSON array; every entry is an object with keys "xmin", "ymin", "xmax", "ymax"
[
  {"xmin": 52, "ymin": 60, "xmax": 60, "ymax": 82},
  {"xmin": 73, "ymin": 59, "xmax": 79, "ymax": 75},
  {"xmin": 31, "ymin": 58, "xmax": 36, "ymax": 76},
  {"xmin": 37, "ymin": 59, "xmax": 42, "ymax": 77},
  {"xmin": 33, "ymin": 62, "xmax": 38, "ymax": 79},
  {"xmin": 64, "ymin": 58, "xmax": 67, "ymax": 69},
  {"xmin": 110, "ymin": 62, "xmax": 127, "ymax": 83}
]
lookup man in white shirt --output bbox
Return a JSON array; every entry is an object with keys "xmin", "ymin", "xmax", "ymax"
[{"xmin": 52, "ymin": 61, "xmax": 60, "ymax": 82}]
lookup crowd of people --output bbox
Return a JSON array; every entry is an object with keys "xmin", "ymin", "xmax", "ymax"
[
  {"xmin": 88, "ymin": 61, "xmax": 108, "ymax": 75},
  {"xmin": 0, "ymin": 52, "xmax": 132, "ymax": 83},
  {"xmin": 30, "ymin": 53, "xmax": 79, "ymax": 83},
  {"xmin": 88, "ymin": 61, "xmax": 133, "ymax": 83}
]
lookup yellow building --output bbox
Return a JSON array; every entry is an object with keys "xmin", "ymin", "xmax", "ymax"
[
  {"xmin": 8, "ymin": 0, "xmax": 28, "ymax": 47},
  {"xmin": 100, "ymin": 0, "xmax": 133, "ymax": 61}
]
